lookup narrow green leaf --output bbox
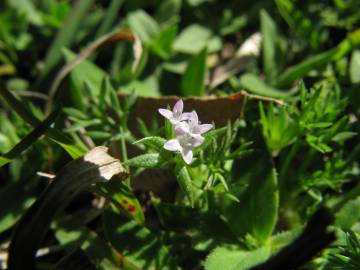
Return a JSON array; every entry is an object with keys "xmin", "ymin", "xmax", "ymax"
[
  {"xmin": 65, "ymin": 119, "xmax": 102, "ymax": 132},
  {"xmin": 0, "ymin": 156, "xmax": 10, "ymax": 167},
  {"xmin": 307, "ymin": 122, "xmax": 333, "ymax": 129},
  {"xmin": 175, "ymin": 165, "xmax": 195, "ymax": 207},
  {"xmin": 85, "ymin": 131, "xmax": 111, "ymax": 140},
  {"xmin": 276, "ymin": 29, "xmax": 360, "ymax": 87},
  {"xmin": 276, "ymin": 47, "xmax": 338, "ymax": 87},
  {"xmin": 95, "ymin": 0, "xmax": 124, "ymax": 38},
  {"xmin": 181, "ymin": 47, "xmax": 207, "ymax": 96},
  {"xmin": 0, "ymin": 109, "xmax": 60, "ymax": 167},
  {"xmin": 332, "ymin": 131, "xmax": 358, "ymax": 142},
  {"xmin": 63, "ymin": 107, "xmax": 88, "ymax": 120},
  {"xmin": 133, "ymin": 136, "xmax": 166, "ymax": 152},
  {"xmin": 260, "ymin": 9, "xmax": 279, "ymax": 84},
  {"xmin": 40, "ymin": 0, "xmax": 95, "ymax": 79},
  {"xmin": 0, "ymin": 82, "xmax": 86, "ymax": 158},
  {"xmin": 306, "ymin": 134, "xmax": 332, "ymax": 153},
  {"xmin": 205, "ymin": 246, "xmax": 270, "ymax": 270},
  {"xmin": 240, "ymin": 73, "xmax": 292, "ymax": 99},
  {"xmin": 350, "ymin": 50, "xmax": 360, "ymax": 83}
]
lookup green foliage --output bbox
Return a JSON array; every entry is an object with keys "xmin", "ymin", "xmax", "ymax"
[
  {"xmin": 239, "ymin": 73, "xmax": 292, "ymax": 99},
  {"xmin": 0, "ymin": 108, "xmax": 60, "ymax": 167},
  {"xmin": 225, "ymin": 130, "xmax": 278, "ymax": 244},
  {"xmin": 324, "ymin": 230, "xmax": 360, "ymax": 270},
  {"xmin": 259, "ymin": 103, "xmax": 297, "ymax": 151},
  {"xmin": 0, "ymin": 183, "xmax": 35, "ymax": 233},
  {"xmin": 173, "ymin": 24, "xmax": 221, "ymax": 54},
  {"xmin": 181, "ymin": 47, "xmax": 208, "ymax": 96},
  {"xmin": 204, "ymin": 246, "xmax": 270, "ymax": 270},
  {"xmin": 1, "ymin": 0, "xmax": 360, "ymax": 269},
  {"xmin": 41, "ymin": 0, "xmax": 96, "ymax": 79},
  {"xmin": 103, "ymin": 209, "xmax": 180, "ymax": 270},
  {"xmin": 124, "ymin": 153, "xmax": 165, "ymax": 168},
  {"xmin": 260, "ymin": 9, "xmax": 280, "ymax": 84},
  {"xmin": 335, "ymin": 197, "xmax": 360, "ymax": 229},
  {"xmin": 176, "ymin": 165, "xmax": 195, "ymax": 207},
  {"xmin": 350, "ymin": 50, "xmax": 360, "ymax": 83}
]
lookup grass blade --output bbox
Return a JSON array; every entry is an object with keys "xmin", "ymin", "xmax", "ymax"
[
  {"xmin": 240, "ymin": 73, "xmax": 292, "ymax": 99},
  {"xmin": 181, "ymin": 47, "xmax": 207, "ymax": 96},
  {"xmin": 0, "ymin": 108, "xmax": 61, "ymax": 167},
  {"xmin": 261, "ymin": 9, "xmax": 279, "ymax": 84},
  {"xmin": 276, "ymin": 29, "xmax": 360, "ymax": 87},
  {"xmin": 40, "ymin": 0, "xmax": 95, "ymax": 80},
  {"xmin": 0, "ymin": 83, "xmax": 86, "ymax": 158},
  {"xmin": 95, "ymin": 0, "xmax": 124, "ymax": 38}
]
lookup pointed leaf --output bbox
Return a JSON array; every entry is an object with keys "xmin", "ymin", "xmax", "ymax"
[
  {"xmin": 0, "ymin": 108, "xmax": 60, "ymax": 167},
  {"xmin": 240, "ymin": 73, "xmax": 292, "ymax": 99},
  {"xmin": 133, "ymin": 136, "xmax": 166, "ymax": 152},
  {"xmin": 175, "ymin": 165, "xmax": 195, "ymax": 207},
  {"xmin": 205, "ymin": 246, "xmax": 270, "ymax": 270},
  {"xmin": 124, "ymin": 153, "xmax": 165, "ymax": 168},
  {"xmin": 260, "ymin": 9, "xmax": 279, "ymax": 84},
  {"xmin": 181, "ymin": 47, "xmax": 207, "ymax": 96},
  {"xmin": 225, "ymin": 131, "xmax": 278, "ymax": 244}
]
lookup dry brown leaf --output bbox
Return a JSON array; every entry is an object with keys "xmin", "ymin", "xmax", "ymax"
[{"xmin": 121, "ymin": 92, "xmax": 246, "ymax": 134}]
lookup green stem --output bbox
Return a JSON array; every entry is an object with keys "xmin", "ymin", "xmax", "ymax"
[
  {"xmin": 119, "ymin": 126, "xmax": 129, "ymax": 186},
  {"xmin": 119, "ymin": 126, "xmax": 128, "ymax": 163},
  {"xmin": 279, "ymin": 142, "xmax": 300, "ymax": 183},
  {"xmin": 278, "ymin": 142, "xmax": 300, "ymax": 206}
]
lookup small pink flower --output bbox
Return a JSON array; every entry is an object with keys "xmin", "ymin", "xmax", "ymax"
[
  {"xmin": 176, "ymin": 111, "xmax": 213, "ymax": 136},
  {"xmin": 158, "ymin": 99, "xmax": 190, "ymax": 125},
  {"xmin": 164, "ymin": 132, "xmax": 204, "ymax": 164},
  {"xmin": 160, "ymin": 100, "xmax": 213, "ymax": 164}
]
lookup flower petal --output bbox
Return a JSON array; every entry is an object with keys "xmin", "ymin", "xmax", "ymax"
[
  {"xmin": 180, "ymin": 112, "xmax": 193, "ymax": 121},
  {"xmin": 181, "ymin": 148, "xmax": 193, "ymax": 164},
  {"xmin": 198, "ymin": 124, "xmax": 213, "ymax": 134},
  {"xmin": 191, "ymin": 110, "xmax": 199, "ymax": 124},
  {"xmin": 164, "ymin": 139, "xmax": 182, "ymax": 152},
  {"xmin": 158, "ymin": 109, "xmax": 173, "ymax": 119},
  {"xmin": 191, "ymin": 134, "xmax": 204, "ymax": 147},
  {"xmin": 173, "ymin": 99, "xmax": 183, "ymax": 114},
  {"xmin": 175, "ymin": 122, "xmax": 190, "ymax": 136}
]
